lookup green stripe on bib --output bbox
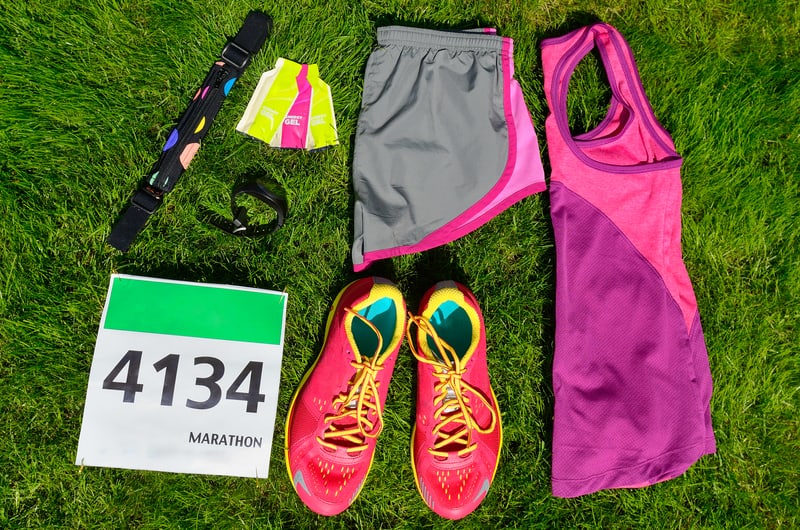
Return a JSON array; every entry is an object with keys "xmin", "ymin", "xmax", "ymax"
[{"xmin": 103, "ymin": 276, "xmax": 286, "ymax": 344}]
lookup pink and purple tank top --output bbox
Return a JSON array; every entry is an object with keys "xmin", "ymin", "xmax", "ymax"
[{"xmin": 542, "ymin": 23, "xmax": 716, "ymax": 497}]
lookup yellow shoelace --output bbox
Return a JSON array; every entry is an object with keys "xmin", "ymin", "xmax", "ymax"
[
  {"xmin": 407, "ymin": 314, "xmax": 498, "ymax": 458},
  {"xmin": 317, "ymin": 307, "xmax": 386, "ymax": 454}
]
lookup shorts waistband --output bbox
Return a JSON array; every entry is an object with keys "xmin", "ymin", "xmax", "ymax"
[{"xmin": 377, "ymin": 26, "xmax": 505, "ymax": 52}]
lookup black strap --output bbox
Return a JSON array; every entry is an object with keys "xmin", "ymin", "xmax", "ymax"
[
  {"xmin": 205, "ymin": 177, "xmax": 288, "ymax": 237},
  {"xmin": 107, "ymin": 11, "xmax": 273, "ymax": 252}
]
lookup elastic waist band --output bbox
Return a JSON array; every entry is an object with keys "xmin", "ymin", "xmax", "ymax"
[{"xmin": 377, "ymin": 26, "xmax": 505, "ymax": 52}]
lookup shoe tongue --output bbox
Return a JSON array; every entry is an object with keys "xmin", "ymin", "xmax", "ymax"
[
  {"xmin": 441, "ymin": 368, "xmax": 459, "ymax": 414},
  {"xmin": 434, "ymin": 368, "xmax": 473, "ymax": 457},
  {"xmin": 325, "ymin": 414, "xmax": 362, "ymax": 451},
  {"xmin": 333, "ymin": 378, "xmax": 375, "ymax": 433},
  {"xmin": 347, "ymin": 385, "xmax": 362, "ymax": 409}
]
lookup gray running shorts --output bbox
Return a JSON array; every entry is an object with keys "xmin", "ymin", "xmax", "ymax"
[{"xmin": 351, "ymin": 26, "xmax": 546, "ymax": 271}]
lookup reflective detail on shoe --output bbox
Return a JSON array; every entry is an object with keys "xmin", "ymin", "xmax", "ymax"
[
  {"xmin": 473, "ymin": 478, "xmax": 490, "ymax": 502},
  {"xmin": 294, "ymin": 469, "xmax": 311, "ymax": 495},
  {"xmin": 349, "ymin": 478, "xmax": 366, "ymax": 506},
  {"xmin": 419, "ymin": 479, "xmax": 435, "ymax": 510}
]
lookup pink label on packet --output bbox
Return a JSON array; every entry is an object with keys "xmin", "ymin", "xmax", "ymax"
[{"xmin": 280, "ymin": 64, "xmax": 311, "ymax": 148}]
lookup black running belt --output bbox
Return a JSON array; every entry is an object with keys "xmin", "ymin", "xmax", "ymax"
[{"xmin": 107, "ymin": 11, "xmax": 273, "ymax": 252}]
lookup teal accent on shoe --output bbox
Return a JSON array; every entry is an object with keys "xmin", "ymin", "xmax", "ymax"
[
  {"xmin": 427, "ymin": 301, "xmax": 472, "ymax": 361},
  {"xmin": 353, "ymin": 297, "xmax": 397, "ymax": 358}
]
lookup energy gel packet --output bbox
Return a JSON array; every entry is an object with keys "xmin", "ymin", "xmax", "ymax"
[{"xmin": 236, "ymin": 58, "xmax": 338, "ymax": 150}]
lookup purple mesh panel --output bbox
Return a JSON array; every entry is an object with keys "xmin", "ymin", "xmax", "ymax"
[{"xmin": 550, "ymin": 182, "xmax": 715, "ymax": 497}]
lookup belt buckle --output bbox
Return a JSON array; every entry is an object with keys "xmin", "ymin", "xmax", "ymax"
[
  {"xmin": 131, "ymin": 186, "xmax": 163, "ymax": 215},
  {"xmin": 221, "ymin": 41, "xmax": 250, "ymax": 70}
]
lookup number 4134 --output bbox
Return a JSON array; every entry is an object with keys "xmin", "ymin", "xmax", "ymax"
[{"xmin": 102, "ymin": 350, "xmax": 266, "ymax": 413}]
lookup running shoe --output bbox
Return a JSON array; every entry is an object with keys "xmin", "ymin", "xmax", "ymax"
[
  {"xmin": 285, "ymin": 277, "xmax": 406, "ymax": 516},
  {"xmin": 407, "ymin": 281, "xmax": 502, "ymax": 520}
]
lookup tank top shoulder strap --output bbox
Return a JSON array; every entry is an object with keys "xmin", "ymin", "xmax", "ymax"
[{"xmin": 542, "ymin": 23, "xmax": 680, "ymax": 171}]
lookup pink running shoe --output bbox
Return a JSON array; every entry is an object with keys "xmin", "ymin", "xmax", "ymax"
[
  {"xmin": 407, "ymin": 281, "xmax": 502, "ymax": 520},
  {"xmin": 285, "ymin": 277, "xmax": 406, "ymax": 516}
]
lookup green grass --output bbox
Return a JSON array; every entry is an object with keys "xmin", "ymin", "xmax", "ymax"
[{"xmin": 1, "ymin": 0, "xmax": 798, "ymax": 527}]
